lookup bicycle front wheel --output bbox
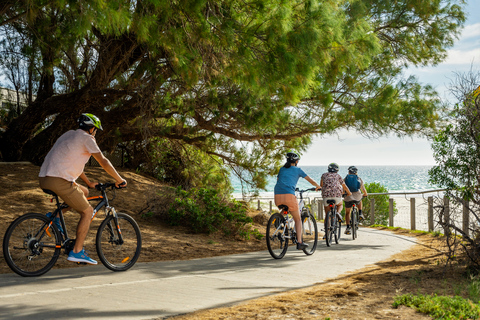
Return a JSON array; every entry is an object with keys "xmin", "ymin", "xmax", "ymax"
[
  {"xmin": 96, "ymin": 212, "xmax": 142, "ymax": 272},
  {"xmin": 301, "ymin": 210, "xmax": 318, "ymax": 255},
  {"xmin": 266, "ymin": 213, "xmax": 288, "ymax": 259},
  {"xmin": 3, "ymin": 213, "xmax": 61, "ymax": 277}
]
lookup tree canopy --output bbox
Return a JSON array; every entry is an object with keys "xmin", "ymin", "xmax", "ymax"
[{"xmin": 0, "ymin": 0, "xmax": 466, "ymax": 190}]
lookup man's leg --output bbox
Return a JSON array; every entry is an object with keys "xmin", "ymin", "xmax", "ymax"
[
  {"xmin": 73, "ymin": 205, "xmax": 94, "ymax": 253},
  {"xmin": 345, "ymin": 207, "xmax": 351, "ymax": 226}
]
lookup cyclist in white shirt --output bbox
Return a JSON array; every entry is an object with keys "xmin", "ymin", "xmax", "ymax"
[{"xmin": 39, "ymin": 113, "xmax": 126, "ymax": 265}]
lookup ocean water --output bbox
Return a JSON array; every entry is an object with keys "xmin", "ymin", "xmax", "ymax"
[{"xmin": 232, "ymin": 165, "xmax": 438, "ymax": 197}]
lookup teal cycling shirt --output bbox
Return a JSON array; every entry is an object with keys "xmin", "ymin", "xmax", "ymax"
[{"xmin": 274, "ymin": 166, "xmax": 307, "ymax": 195}]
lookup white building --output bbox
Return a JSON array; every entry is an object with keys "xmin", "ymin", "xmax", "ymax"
[{"xmin": 0, "ymin": 87, "xmax": 29, "ymax": 112}]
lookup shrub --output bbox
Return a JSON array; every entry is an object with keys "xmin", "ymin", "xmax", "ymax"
[
  {"xmin": 362, "ymin": 182, "xmax": 397, "ymax": 226},
  {"xmin": 393, "ymin": 293, "xmax": 480, "ymax": 319},
  {"xmin": 165, "ymin": 186, "xmax": 257, "ymax": 239}
]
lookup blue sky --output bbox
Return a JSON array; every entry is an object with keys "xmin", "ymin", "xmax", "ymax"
[{"xmin": 301, "ymin": 0, "xmax": 480, "ymax": 167}]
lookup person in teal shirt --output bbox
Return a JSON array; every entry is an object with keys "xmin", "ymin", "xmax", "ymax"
[{"xmin": 274, "ymin": 152, "xmax": 321, "ymax": 250}]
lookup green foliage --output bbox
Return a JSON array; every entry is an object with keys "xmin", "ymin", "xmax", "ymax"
[
  {"xmin": 165, "ymin": 186, "xmax": 257, "ymax": 239},
  {"xmin": 362, "ymin": 182, "xmax": 397, "ymax": 226},
  {"xmin": 393, "ymin": 293, "xmax": 480, "ymax": 319},
  {"xmin": 429, "ymin": 73, "xmax": 480, "ymax": 201},
  {"xmin": 0, "ymin": 0, "xmax": 466, "ymax": 191}
]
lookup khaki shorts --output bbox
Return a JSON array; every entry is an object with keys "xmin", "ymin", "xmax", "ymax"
[
  {"xmin": 274, "ymin": 194, "xmax": 299, "ymax": 214},
  {"xmin": 39, "ymin": 177, "xmax": 90, "ymax": 213}
]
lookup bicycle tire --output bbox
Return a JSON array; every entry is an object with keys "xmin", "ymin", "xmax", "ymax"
[
  {"xmin": 301, "ymin": 210, "xmax": 318, "ymax": 255},
  {"xmin": 351, "ymin": 208, "xmax": 358, "ymax": 240},
  {"xmin": 96, "ymin": 212, "xmax": 142, "ymax": 272},
  {"xmin": 334, "ymin": 213, "xmax": 341, "ymax": 244},
  {"xmin": 3, "ymin": 213, "xmax": 61, "ymax": 277},
  {"xmin": 266, "ymin": 213, "xmax": 288, "ymax": 259},
  {"xmin": 324, "ymin": 212, "xmax": 333, "ymax": 247}
]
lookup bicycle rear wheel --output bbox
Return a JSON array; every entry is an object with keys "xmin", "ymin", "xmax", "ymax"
[
  {"xmin": 266, "ymin": 213, "xmax": 288, "ymax": 259},
  {"xmin": 3, "ymin": 213, "xmax": 61, "ymax": 277},
  {"xmin": 301, "ymin": 210, "xmax": 318, "ymax": 255},
  {"xmin": 96, "ymin": 212, "xmax": 142, "ymax": 271},
  {"xmin": 324, "ymin": 212, "xmax": 334, "ymax": 247},
  {"xmin": 351, "ymin": 208, "xmax": 358, "ymax": 240},
  {"xmin": 334, "ymin": 213, "xmax": 341, "ymax": 244}
]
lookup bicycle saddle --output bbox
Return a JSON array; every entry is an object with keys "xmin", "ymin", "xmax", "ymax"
[
  {"xmin": 278, "ymin": 205, "xmax": 289, "ymax": 212},
  {"xmin": 326, "ymin": 199, "xmax": 337, "ymax": 205},
  {"xmin": 42, "ymin": 189, "xmax": 57, "ymax": 196}
]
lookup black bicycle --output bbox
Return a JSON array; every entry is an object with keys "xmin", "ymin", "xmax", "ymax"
[
  {"xmin": 324, "ymin": 199, "xmax": 342, "ymax": 247},
  {"xmin": 3, "ymin": 182, "xmax": 142, "ymax": 277},
  {"xmin": 266, "ymin": 188, "xmax": 318, "ymax": 259}
]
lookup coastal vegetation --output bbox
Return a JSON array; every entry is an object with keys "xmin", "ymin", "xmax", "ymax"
[{"xmin": 0, "ymin": 0, "xmax": 465, "ymax": 193}]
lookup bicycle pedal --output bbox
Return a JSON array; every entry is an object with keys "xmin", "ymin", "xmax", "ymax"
[{"xmin": 76, "ymin": 262, "xmax": 87, "ymax": 265}]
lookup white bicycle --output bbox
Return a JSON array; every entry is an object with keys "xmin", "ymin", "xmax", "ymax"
[{"xmin": 266, "ymin": 188, "xmax": 318, "ymax": 259}]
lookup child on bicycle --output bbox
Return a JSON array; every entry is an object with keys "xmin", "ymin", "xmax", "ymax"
[
  {"xmin": 320, "ymin": 163, "xmax": 352, "ymax": 222},
  {"xmin": 343, "ymin": 166, "xmax": 368, "ymax": 235},
  {"xmin": 274, "ymin": 152, "xmax": 321, "ymax": 250},
  {"xmin": 39, "ymin": 113, "xmax": 127, "ymax": 265}
]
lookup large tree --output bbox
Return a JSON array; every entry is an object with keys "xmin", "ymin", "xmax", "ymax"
[{"xmin": 0, "ymin": 0, "xmax": 465, "ymax": 189}]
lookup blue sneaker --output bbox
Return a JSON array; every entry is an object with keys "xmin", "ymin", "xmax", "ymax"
[
  {"xmin": 67, "ymin": 249, "xmax": 98, "ymax": 265},
  {"xmin": 46, "ymin": 212, "xmax": 64, "ymax": 234}
]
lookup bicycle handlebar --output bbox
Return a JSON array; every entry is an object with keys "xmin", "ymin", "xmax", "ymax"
[
  {"xmin": 95, "ymin": 181, "xmax": 127, "ymax": 191},
  {"xmin": 295, "ymin": 187, "xmax": 318, "ymax": 193}
]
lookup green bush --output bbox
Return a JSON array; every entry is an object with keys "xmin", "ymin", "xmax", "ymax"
[
  {"xmin": 393, "ymin": 293, "xmax": 480, "ymax": 319},
  {"xmin": 362, "ymin": 182, "xmax": 397, "ymax": 226},
  {"xmin": 165, "ymin": 186, "xmax": 258, "ymax": 239}
]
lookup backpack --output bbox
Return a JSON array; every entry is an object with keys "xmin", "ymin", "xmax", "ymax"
[{"xmin": 344, "ymin": 174, "xmax": 361, "ymax": 192}]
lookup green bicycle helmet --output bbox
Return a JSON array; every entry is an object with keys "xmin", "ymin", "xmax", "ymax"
[{"xmin": 78, "ymin": 113, "xmax": 103, "ymax": 130}]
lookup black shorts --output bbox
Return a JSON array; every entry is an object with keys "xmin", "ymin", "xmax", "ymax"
[{"xmin": 345, "ymin": 200, "xmax": 361, "ymax": 208}]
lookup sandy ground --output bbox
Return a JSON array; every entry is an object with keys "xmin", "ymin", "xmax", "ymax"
[{"xmin": 0, "ymin": 163, "xmax": 467, "ymax": 319}]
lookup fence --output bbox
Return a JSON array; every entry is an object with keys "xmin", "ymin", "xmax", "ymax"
[{"xmin": 235, "ymin": 189, "xmax": 477, "ymax": 234}]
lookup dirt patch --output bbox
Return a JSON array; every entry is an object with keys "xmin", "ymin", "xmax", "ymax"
[{"xmin": 0, "ymin": 163, "xmax": 266, "ymax": 274}]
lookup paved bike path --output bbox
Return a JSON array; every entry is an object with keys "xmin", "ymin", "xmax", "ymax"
[{"xmin": 0, "ymin": 228, "xmax": 416, "ymax": 320}]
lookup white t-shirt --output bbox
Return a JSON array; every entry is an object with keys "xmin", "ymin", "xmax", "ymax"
[{"xmin": 39, "ymin": 129, "xmax": 101, "ymax": 182}]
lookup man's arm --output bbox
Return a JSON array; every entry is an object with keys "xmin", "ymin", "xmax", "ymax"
[
  {"xmin": 91, "ymin": 152, "xmax": 127, "ymax": 187},
  {"xmin": 79, "ymin": 172, "xmax": 97, "ymax": 189}
]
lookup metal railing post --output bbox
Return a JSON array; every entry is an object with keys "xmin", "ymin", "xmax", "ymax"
[
  {"xmin": 258, "ymin": 200, "xmax": 261, "ymax": 211},
  {"xmin": 269, "ymin": 201, "xmax": 272, "ymax": 214},
  {"xmin": 410, "ymin": 198, "xmax": 416, "ymax": 231}
]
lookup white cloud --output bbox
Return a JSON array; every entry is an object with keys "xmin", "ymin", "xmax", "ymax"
[
  {"xmin": 459, "ymin": 23, "xmax": 480, "ymax": 41},
  {"xmin": 443, "ymin": 48, "xmax": 480, "ymax": 65}
]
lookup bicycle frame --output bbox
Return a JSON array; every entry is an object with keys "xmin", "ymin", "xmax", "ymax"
[{"xmin": 44, "ymin": 183, "xmax": 124, "ymax": 248}]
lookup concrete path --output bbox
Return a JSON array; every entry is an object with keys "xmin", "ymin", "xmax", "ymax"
[{"xmin": 0, "ymin": 228, "xmax": 416, "ymax": 320}]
